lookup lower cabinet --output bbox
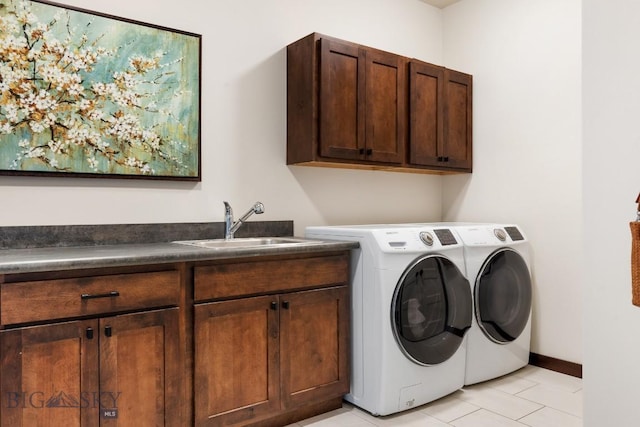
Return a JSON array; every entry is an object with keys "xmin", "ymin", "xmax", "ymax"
[
  {"xmin": 0, "ymin": 251, "xmax": 351, "ymax": 426},
  {"xmin": 194, "ymin": 286, "xmax": 349, "ymax": 427},
  {"xmin": 0, "ymin": 308, "xmax": 180, "ymax": 426}
]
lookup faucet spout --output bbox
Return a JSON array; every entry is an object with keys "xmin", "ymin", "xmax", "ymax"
[
  {"xmin": 224, "ymin": 201, "xmax": 234, "ymax": 240},
  {"xmin": 224, "ymin": 201, "xmax": 264, "ymax": 240}
]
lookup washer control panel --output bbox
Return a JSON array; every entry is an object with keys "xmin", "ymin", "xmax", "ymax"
[{"xmin": 373, "ymin": 228, "xmax": 460, "ymax": 252}]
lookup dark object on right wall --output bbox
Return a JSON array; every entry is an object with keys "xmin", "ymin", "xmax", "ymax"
[{"xmin": 631, "ymin": 193, "xmax": 640, "ymax": 306}]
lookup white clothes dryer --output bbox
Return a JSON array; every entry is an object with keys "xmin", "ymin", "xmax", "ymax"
[
  {"xmin": 305, "ymin": 224, "xmax": 473, "ymax": 416},
  {"xmin": 453, "ymin": 224, "xmax": 533, "ymax": 385}
]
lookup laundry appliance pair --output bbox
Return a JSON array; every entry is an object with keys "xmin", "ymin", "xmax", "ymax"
[{"xmin": 305, "ymin": 223, "xmax": 532, "ymax": 416}]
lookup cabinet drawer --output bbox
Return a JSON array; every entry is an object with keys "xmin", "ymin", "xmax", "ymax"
[
  {"xmin": 1, "ymin": 270, "xmax": 180, "ymax": 325},
  {"xmin": 194, "ymin": 254, "xmax": 349, "ymax": 301}
]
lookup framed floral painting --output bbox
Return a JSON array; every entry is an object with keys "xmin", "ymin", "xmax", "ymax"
[{"xmin": 0, "ymin": 0, "xmax": 201, "ymax": 180}]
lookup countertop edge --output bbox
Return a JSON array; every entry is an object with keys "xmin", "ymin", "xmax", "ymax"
[{"xmin": 0, "ymin": 240, "xmax": 359, "ymax": 275}]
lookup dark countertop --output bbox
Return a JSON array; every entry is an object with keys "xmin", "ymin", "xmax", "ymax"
[{"xmin": 0, "ymin": 239, "xmax": 358, "ymax": 275}]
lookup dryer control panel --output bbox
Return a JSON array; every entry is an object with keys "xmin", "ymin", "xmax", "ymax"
[{"xmin": 455, "ymin": 225, "xmax": 527, "ymax": 246}]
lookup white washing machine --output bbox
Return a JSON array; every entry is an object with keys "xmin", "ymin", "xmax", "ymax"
[
  {"xmin": 305, "ymin": 224, "xmax": 473, "ymax": 416},
  {"xmin": 453, "ymin": 224, "xmax": 533, "ymax": 385}
]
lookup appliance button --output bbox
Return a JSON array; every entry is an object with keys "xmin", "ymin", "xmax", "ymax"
[
  {"xmin": 419, "ymin": 231, "xmax": 434, "ymax": 246},
  {"xmin": 494, "ymin": 228, "xmax": 507, "ymax": 241}
]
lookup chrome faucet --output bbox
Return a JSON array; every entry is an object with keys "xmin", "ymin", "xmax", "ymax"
[{"xmin": 224, "ymin": 201, "xmax": 265, "ymax": 240}]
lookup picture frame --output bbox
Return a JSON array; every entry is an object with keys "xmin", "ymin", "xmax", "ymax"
[{"xmin": 0, "ymin": 0, "xmax": 202, "ymax": 181}]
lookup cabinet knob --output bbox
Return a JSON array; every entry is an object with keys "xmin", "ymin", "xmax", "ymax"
[
  {"xmin": 282, "ymin": 301, "xmax": 290, "ymax": 310},
  {"xmin": 104, "ymin": 326, "xmax": 112, "ymax": 337},
  {"xmin": 86, "ymin": 328, "xmax": 94, "ymax": 340},
  {"xmin": 270, "ymin": 301, "xmax": 278, "ymax": 310},
  {"xmin": 366, "ymin": 148, "xmax": 372, "ymax": 155}
]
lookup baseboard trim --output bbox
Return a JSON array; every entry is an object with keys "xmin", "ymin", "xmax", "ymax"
[{"xmin": 529, "ymin": 352, "xmax": 582, "ymax": 378}]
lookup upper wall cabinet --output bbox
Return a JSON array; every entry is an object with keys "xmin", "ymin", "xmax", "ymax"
[
  {"xmin": 409, "ymin": 60, "xmax": 472, "ymax": 171},
  {"xmin": 287, "ymin": 33, "xmax": 472, "ymax": 174},
  {"xmin": 288, "ymin": 34, "xmax": 406, "ymax": 167}
]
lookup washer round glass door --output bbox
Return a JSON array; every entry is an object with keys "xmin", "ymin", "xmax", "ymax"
[
  {"xmin": 475, "ymin": 248, "xmax": 532, "ymax": 344},
  {"xmin": 391, "ymin": 255, "xmax": 472, "ymax": 366}
]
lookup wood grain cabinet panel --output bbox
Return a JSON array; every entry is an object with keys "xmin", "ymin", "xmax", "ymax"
[
  {"xmin": 194, "ymin": 286, "xmax": 348, "ymax": 427},
  {"xmin": 408, "ymin": 60, "xmax": 472, "ymax": 172},
  {"xmin": 443, "ymin": 69, "xmax": 473, "ymax": 170},
  {"xmin": 0, "ymin": 308, "xmax": 180, "ymax": 427},
  {"xmin": 318, "ymin": 38, "xmax": 362, "ymax": 160},
  {"xmin": 288, "ymin": 32, "xmax": 472, "ymax": 174},
  {"xmin": 0, "ymin": 252, "xmax": 350, "ymax": 426},
  {"xmin": 280, "ymin": 286, "xmax": 349, "ymax": 409},
  {"xmin": 0, "ymin": 320, "xmax": 99, "ymax": 427},
  {"xmin": 288, "ymin": 33, "xmax": 405, "ymax": 168},
  {"xmin": 194, "ymin": 296, "xmax": 280, "ymax": 427},
  {"xmin": 193, "ymin": 253, "xmax": 350, "ymax": 427},
  {"xmin": 409, "ymin": 61, "xmax": 444, "ymax": 166},
  {"xmin": 100, "ymin": 309, "xmax": 182, "ymax": 427},
  {"xmin": 0, "ymin": 267, "xmax": 183, "ymax": 427},
  {"xmin": 1, "ymin": 270, "xmax": 180, "ymax": 325},
  {"xmin": 194, "ymin": 254, "xmax": 349, "ymax": 302}
]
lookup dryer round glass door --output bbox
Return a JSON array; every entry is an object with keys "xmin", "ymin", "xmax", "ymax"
[
  {"xmin": 391, "ymin": 255, "xmax": 472, "ymax": 366},
  {"xmin": 475, "ymin": 248, "xmax": 532, "ymax": 344}
]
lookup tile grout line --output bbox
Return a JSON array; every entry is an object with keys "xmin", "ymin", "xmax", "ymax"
[
  {"xmin": 442, "ymin": 406, "xmax": 484, "ymax": 425},
  {"xmin": 513, "ymin": 391, "xmax": 583, "ymax": 420}
]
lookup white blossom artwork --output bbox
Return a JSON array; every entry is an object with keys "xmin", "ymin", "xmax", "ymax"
[{"xmin": 0, "ymin": 0, "xmax": 201, "ymax": 179}]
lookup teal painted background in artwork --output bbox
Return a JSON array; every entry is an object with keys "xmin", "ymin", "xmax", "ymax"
[{"xmin": 0, "ymin": 0, "xmax": 200, "ymax": 178}]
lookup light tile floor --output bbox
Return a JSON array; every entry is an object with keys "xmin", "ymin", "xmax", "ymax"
[{"xmin": 291, "ymin": 366, "xmax": 582, "ymax": 427}]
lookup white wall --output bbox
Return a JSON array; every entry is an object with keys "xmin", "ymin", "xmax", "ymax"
[
  {"xmin": 441, "ymin": 0, "xmax": 583, "ymax": 363},
  {"xmin": 2, "ymin": 0, "xmax": 588, "ymax": 373},
  {"xmin": 0, "ymin": 0, "xmax": 444, "ymax": 235},
  {"xmin": 583, "ymin": 0, "xmax": 640, "ymax": 424}
]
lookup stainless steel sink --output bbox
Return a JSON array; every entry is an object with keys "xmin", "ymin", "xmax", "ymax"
[{"xmin": 172, "ymin": 237, "xmax": 318, "ymax": 250}]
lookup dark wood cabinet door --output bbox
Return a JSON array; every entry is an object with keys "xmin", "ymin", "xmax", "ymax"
[
  {"xmin": 409, "ymin": 62, "xmax": 472, "ymax": 171},
  {"xmin": 319, "ymin": 38, "xmax": 364, "ymax": 161},
  {"xmin": 280, "ymin": 286, "xmax": 349, "ymax": 409},
  {"xmin": 443, "ymin": 69, "xmax": 473, "ymax": 170},
  {"xmin": 0, "ymin": 320, "xmax": 99, "ymax": 427},
  {"xmin": 365, "ymin": 49, "xmax": 406, "ymax": 164},
  {"xmin": 99, "ymin": 308, "xmax": 181, "ymax": 427},
  {"xmin": 194, "ymin": 296, "xmax": 280, "ymax": 427},
  {"xmin": 409, "ymin": 60, "xmax": 444, "ymax": 166}
]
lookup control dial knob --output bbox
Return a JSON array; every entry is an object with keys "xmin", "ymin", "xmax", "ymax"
[
  {"xmin": 494, "ymin": 228, "xmax": 507, "ymax": 241},
  {"xmin": 419, "ymin": 231, "xmax": 434, "ymax": 246}
]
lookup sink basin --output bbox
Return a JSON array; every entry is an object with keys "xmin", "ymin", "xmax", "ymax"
[{"xmin": 172, "ymin": 237, "xmax": 317, "ymax": 250}]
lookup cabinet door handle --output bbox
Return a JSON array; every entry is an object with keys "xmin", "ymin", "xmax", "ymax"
[
  {"xmin": 81, "ymin": 291, "xmax": 120, "ymax": 300},
  {"xmin": 104, "ymin": 326, "xmax": 112, "ymax": 337},
  {"xmin": 443, "ymin": 156, "xmax": 449, "ymax": 162},
  {"xmin": 366, "ymin": 148, "xmax": 372, "ymax": 155},
  {"xmin": 282, "ymin": 301, "xmax": 290, "ymax": 310},
  {"xmin": 86, "ymin": 327, "xmax": 94, "ymax": 340},
  {"xmin": 270, "ymin": 301, "xmax": 278, "ymax": 310},
  {"xmin": 359, "ymin": 148, "xmax": 365, "ymax": 155}
]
